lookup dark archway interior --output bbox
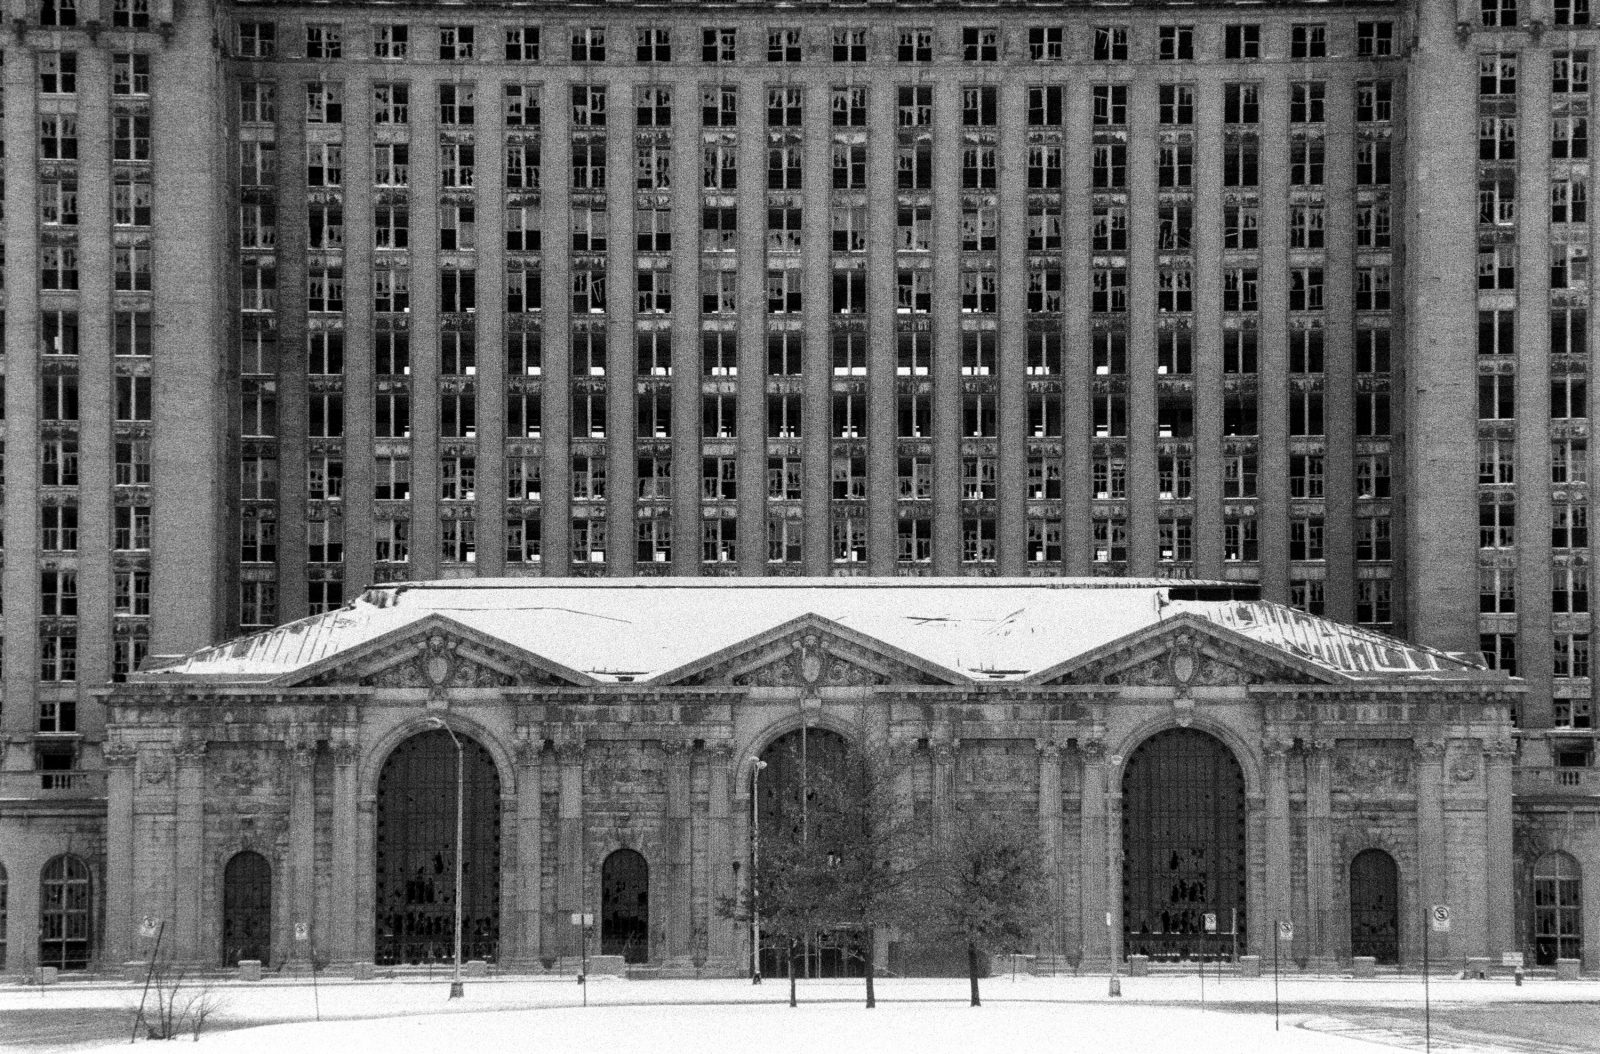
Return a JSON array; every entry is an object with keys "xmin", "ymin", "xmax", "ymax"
[
  {"xmin": 374, "ymin": 729, "xmax": 502, "ymax": 965},
  {"xmin": 601, "ymin": 848, "xmax": 650, "ymax": 962},
  {"xmin": 754, "ymin": 727, "xmax": 864, "ymax": 978},
  {"xmin": 1121, "ymin": 728, "xmax": 1247, "ymax": 961},
  {"xmin": 222, "ymin": 850, "xmax": 272, "ymax": 966},
  {"xmin": 1350, "ymin": 848, "xmax": 1400, "ymax": 964}
]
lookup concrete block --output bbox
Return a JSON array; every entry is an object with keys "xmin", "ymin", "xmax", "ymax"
[
  {"xmin": 124, "ymin": 961, "xmax": 149, "ymax": 983},
  {"xmin": 1127, "ymin": 954, "xmax": 1149, "ymax": 977},
  {"xmin": 1465, "ymin": 956, "xmax": 1491, "ymax": 979},
  {"xmin": 36, "ymin": 967, "xmax": 58, "ymax": 986},
  {"xmin": 463, "ymin": 960, "xmax": 488, "ymax": 978},
  {"xmin": 1352, "ymin": 956, "xmax": 1377, "ymax": 979},
  {"xmin": 1238, "ymin": 955, "xmax": 1262, "ymax": 978},
  {"xmin": 586, "ymin": 954, "xmax": 627, "ymax": 977},
  {"xmin": 1557, "ymin": 958, "xmax": 1582, "ymax": 980},
  {"xmin": 238, "ymin": 959, "xmax": 262, "ymax": 981},
  {"xmin": 352, "ymin": 961, "xmax": 375, "ymax": 980}
]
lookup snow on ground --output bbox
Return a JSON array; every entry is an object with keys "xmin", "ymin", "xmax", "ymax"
[{"xmin": 3, "ymin": 974, "xmax": 1596, "ymax": 1054}]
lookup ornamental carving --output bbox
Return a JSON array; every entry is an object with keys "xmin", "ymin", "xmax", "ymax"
[
  {"xmin": 299, "ymin": 629, "xmax": 567, "ymax": 690},
  {"xmin": 1451, "ymin": 753, "xmax": 1481, "ymax": 783},
  {"xmin": 1331, "ymin": 741, "xmax": 1413, "ymax": 794},
  {"xmin": 1057, "ymin": 633, "xmax": 1316, "ymax": 687},
  {"xmin": 959, "ymin": 748, "xmax": 1035, "ymax": 787},
  {"xmin": 680, "ymin": 631, "xmax": 937, "ymax": 688}
]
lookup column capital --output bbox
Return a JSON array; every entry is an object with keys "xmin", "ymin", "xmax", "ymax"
[
  {"xmin": 661, "ymin": 737, "xmax": 695, "ymax": 759},
  {"xmin": 175, "ymin": 737, "xmax": 208, "ymax": 765},
  {"xmin": 1035, "ymin": 739, "xmax": 1061, "ymax": 759},
  {"xmin": 514, "ymin": 735, "xmax": 544, "ymax": 766},
  {"xmin": 333, "ymin": 740, "xmax": 361, "ymax": 768},
  {"xmin": 1078, "ymin": 738, "xmax": 1107, "ymax": 763},
  {"xmin": 1484, "ymin": 737, "xmax": 1518, "ymax": 760},
  {"xmin": 1261, "ymin": 734, "xmax": 1295, "ymax": 760},
  {"xmin": 104, "ymin": 741, "xmax": 139, "ymax": 768},
  {"xmin": 1413, "ymin": 738, "xmax": 1448, "ymax": 761},
  {"xmin": 1308, "ymin": 736, "xmax": 1339, "ymax": 755}
]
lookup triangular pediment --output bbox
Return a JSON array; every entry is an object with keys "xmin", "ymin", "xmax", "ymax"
[
  {"xmin": 281, "ymin": 614, "xmax": 597, "ymax": 689},
  {"xmin": 657, "ymin": 614, "xmax": 966, "ymax": 688},
  {"xmin": 1026, "ymin": 614, "xmax": 1341, "ymax": 688}
]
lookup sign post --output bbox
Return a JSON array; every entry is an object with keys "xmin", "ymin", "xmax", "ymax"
[
  {"xmin": 1274, "ymin": 919, "xmax": 1293, "ymax": 1031},
  {"xmin": 1425, "ymin": 905, "xmax": 1451, "ymax": 1054},
  {"xmin": 296, "ymin": 921, "xmax": 319, "ymax": 1022},
  {"xmin": 571, "ymin": 913, "xmax": 594, "ymax": 1006}
]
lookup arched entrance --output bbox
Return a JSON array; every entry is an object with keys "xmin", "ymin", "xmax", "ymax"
[
  {"xmin": 600, "ymin": 849, "xmax": 649, "ymax": 963},
  {"xmin": 1533, "ymin": 851, "xmax": 1582, "ymax": 965},
  {"xmin": 1349, "ymin": 849, "xmax": 1399, "ymax": 964},
  {"xmin": 39, "ymin": 854, "xmax": 92, "ymax": 970},
  {"xmin": 374, "ymin": 728, "xmax": 502, "ymax": 965},
  {"xmin": 222, "ymin": 851, "xmax": 272, "ymax": 966},
  {"xmin": 754, "ymin": 727, "xmax": 862, "ymax": 978},
  {"xmin": 1121, "ymin": 728, "xmax": 1247, "ymax": 961}
]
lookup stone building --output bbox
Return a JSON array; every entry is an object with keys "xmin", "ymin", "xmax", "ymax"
[
  {"xmin": 0, "ymin": 0, "xmax": 1599, "ymax": 980},
  {"xmin": 39, "ymin": 579, "xmax": 1524, "ymax": 974}
]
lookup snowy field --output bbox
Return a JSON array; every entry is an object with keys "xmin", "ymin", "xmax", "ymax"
[{"xmin": 3, "ymin": 975, "xmax": 1598, "ymax": 1054}]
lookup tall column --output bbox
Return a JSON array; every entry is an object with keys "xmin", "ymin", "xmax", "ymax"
[
  {"xmin": 931, "ymin": 739, "xmax": 958, "ymax": 836},
  {"xmin": 1037, "ymin": 742, "xmax": 1064, "ymax": 959},
  {"xmin": 330, "ymin": 743, "xmax": 360, "ymax": 962},
  {"xmin": 288, "ymin": 742, "xmax": 317, "ymax": 963},
  {"xmin": 707, "ymin": 746, "xmax": 736, "ymax": 970},
  {"xmin": 663, "ymin": 740, "xmax": 693, "ymax": 963},
  {"xmin": 1305, "ymin": 738, "xmax": 1336, "ymax": 965},
  {"xmin": 1263, "ymin": 736, "xmax": 1294, "ymax": 954},
  {"xmin": 173, "ymin": 741, "xmax": 207, "ymax": 961},
  {"xmin": 104, "ymin": 743, "xmax": 139, "ymax": 965},
  {"xmin": 515, "ymin": 737, "xmax": 543, "ymax": 965},
  {"xmin": 1078, "ymin": 741, "xmax": 1111, "ymax": 967},
  {"xmin": 1414, "ymin": 739, "xmax": 1448, "ymax": 963},
  {"xmin": 557, "ymin": 741, "xmax": 585, "ymax": 962},
  {"xmin": 1402, "ymin": 0, "xmax": 1486, "ymax": 653},
  {"xmin": 1484, "ymin": 738, "xmax": 1515, "ymax": 958}
]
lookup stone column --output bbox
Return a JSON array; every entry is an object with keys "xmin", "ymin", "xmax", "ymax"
[
  {"xmin": 1305, "ymin": 738, "xmax": 1336, "ymax": 966},
  {"xmin": 288, "ymin": 743, "xmax": 317, "ymax": 963},
  {"xmin": 1484, "ymin": 738, "xmax": 1515, "ymax": 958},
  {"xmin": 330, "ymin": 743, "xmax": 360, "ymax": 962},
  {"xmin": 515, "ymin": 737, "xmax": 543, "ymax": 965},
  {"xmin": 557, "ymin": 742, "xmax": 585, "ymax": 963},
  {"xmin": 663, "ymin": 740, "xmax": 693, "ymax": 964},
  {"xmin": 173, "ymin": 741, "xmax": 207, "ymax": 962},
  {"xmin": 1414, "ymin": 739, "xmax": 1448, "ymax": 963},
  {"xmin": 707, "ymin": 746, "xmax": 736, "ymax": 971},
  {"xmin": 1078, "ymin": 741, "xmax": 1112, "ymax": 967},
  {"xmin": 1263, "ymin": 737, "xmax": 1293, "ymax": 957},
  {"xmin": 931, "ymin": 739, "xmax": 958, "ymax": 837},
  {"xmin": 104, "ymin": 743, "xmax": 139, "ymax": 965},
  {"xmin": 1037, "ymin": 742, "xmax": 1064, "ymax": 959}
]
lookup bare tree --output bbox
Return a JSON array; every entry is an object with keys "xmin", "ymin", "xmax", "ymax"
[
  {"xmin": 803, "ymin": 739, "xmax": 930, "ymax": 1009},
  {"xmin": 717, "ymin": 756, "xmax": 837, "ymax": 1008},
  {"xmin": 916, "ymin": 809, "xmax": 1048, "ymax": 1007}
]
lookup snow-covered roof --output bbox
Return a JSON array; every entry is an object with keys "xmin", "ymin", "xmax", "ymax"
[{"xmin": 139, "ymin": 578, "xmax": 1494, "ymax": 686}]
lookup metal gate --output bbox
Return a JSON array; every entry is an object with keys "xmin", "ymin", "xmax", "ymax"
[
  {"xmin": 222, "ymin": 851, "xmax": 272, "ymax": 966},
  {"xmin": 374, "ymin": 729, "xmax": 502, "ymax": 965},
  {"xmin": 39, "ymin": 854, "xmax": 92, "ymax": 970},
  {"xmin": 1121, "ymin": 728, "xmax": 1247, "ymax": 961},
  {"xmin": 600, "ymin": 849, "xmax": 650, "ymax": 963},
  {"xmin": 1349, "ymin": 849, "xmax": 1399, "ymax": 964}
]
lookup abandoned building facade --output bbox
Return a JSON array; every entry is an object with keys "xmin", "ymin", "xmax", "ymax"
[{"xmin": 1, "ymin": 0, "xmax": 1599, "ymax": 976}]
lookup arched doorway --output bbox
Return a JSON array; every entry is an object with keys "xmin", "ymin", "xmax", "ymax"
[
  {"xmin": 754, "ymin": 727, "xmax": 862, "ymax": 978},
  {"xmin": 600, "ymin": 849, "xmax": 649, "ymax": 962},
  {"xmin": 374, "ymin": 728, "xmax": 502, "ymax": 965},
  {"xmin": 39, "ymin": 854, "xmax": 92, "ymax": 970},
  {"xmin": 222, "ymin": 851, "xmax": 272, "ymax": 966},
  {"xmin": 1349, "ymin": 849, "xmax": 1400, "ymax": 964},
  {"xmin": 1121, "ymin": 728, "xmax": 1247, "ymax": 961},
  {"xmin": 1533, "ymin": 851, "xmax": 1582, "ymax": 965}
]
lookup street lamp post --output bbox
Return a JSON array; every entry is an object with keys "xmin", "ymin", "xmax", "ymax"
[
  {"xmin": 426, "ymin": 717, "xmax": 466, "ymax": 1000},
  {"xmin": 750, "ymin": 757, "xmax": 767, "ymax": 985}
]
